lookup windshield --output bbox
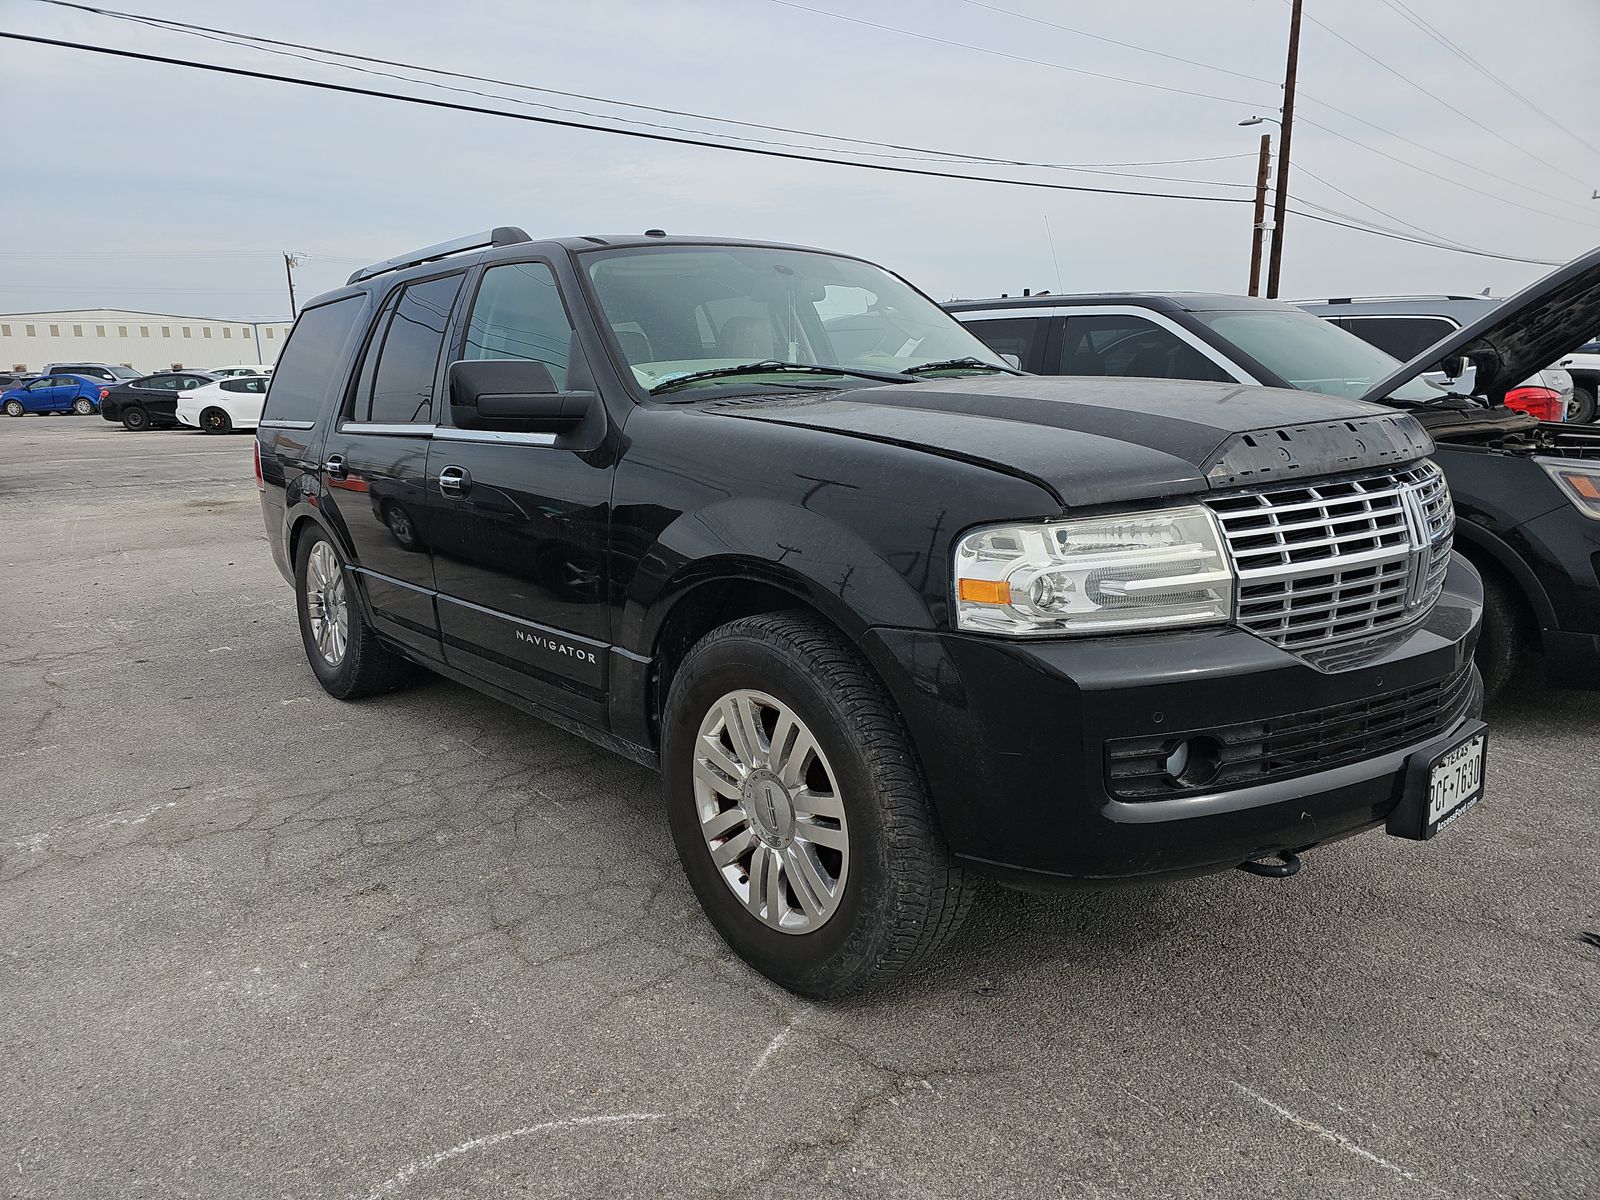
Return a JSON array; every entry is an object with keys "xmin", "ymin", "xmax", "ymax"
[
  {"xmin": 1193, "ymin": 309, "xmax": 1439, "ymax": 403},
  {"xmin": 584, "ymin": 245, "xmax": 1008, "ymax": 392},
  {"xmin": 108, "ymin": 365, "xmax": 141, "ymax": 380}
]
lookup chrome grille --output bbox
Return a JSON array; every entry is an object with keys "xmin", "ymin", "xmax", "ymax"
[{"xmin": 1207, "ymin": 461, "xmax": 1454, "ymax": 657}]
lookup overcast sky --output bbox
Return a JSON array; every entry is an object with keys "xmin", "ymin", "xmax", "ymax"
[{"xmin": 3, "ymin": 0, "xmax": 1599, "ymax": 320}]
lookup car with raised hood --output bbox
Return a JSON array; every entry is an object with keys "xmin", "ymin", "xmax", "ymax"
[
  {"xmin": 100, "ymin": 370, "xmax": 216, "ymax": 430},
  {"xmin": 1292, "ymin": 295, "xmax": 1576, "ymax": 424},
  {"xmin": 950, "ymin": 251, "xmax": 1600, "ymax": 700},
  {"xmin": 257, "ymin": 229, "xmax": 1485, "ymax": 997}
]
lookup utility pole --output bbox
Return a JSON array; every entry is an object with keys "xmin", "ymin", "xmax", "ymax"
[
  {"xmin": 1265, "ymin": 0, "xmax": 1303, "ymax": 298},
  {"xmin": 1248, "ymin": 133, "xmax": 1272, "ymax": 297},
  {"xmin": 283, "ymin": 252, "xmax": 303, "ymax": 319}
]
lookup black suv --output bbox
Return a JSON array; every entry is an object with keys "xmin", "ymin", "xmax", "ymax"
[
  {"xmin": 101, "ymin": 371, "xmax": 216, "ymax": 430},
  {"xmin": 950, "ymin": 260, "xmax": 1600, "ymax": 701},
  {"xmin": 258, "ymin": 229, "xmax": 1484, "ymax": 996}
]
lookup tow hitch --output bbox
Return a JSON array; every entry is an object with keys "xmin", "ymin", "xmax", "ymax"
[{"xmin": 1236, "ymin": 850, "xmax": 1302, "ymax": 878}]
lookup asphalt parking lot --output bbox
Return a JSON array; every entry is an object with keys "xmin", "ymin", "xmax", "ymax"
[{"xmin": 1, "ymin": 417, "xmax": 1595, "ymax": 1199}]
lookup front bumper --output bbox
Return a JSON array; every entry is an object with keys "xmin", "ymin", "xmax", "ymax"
[{"xmin": 859, "ymin": 555, "xmax": 1484, "ymax": 887}]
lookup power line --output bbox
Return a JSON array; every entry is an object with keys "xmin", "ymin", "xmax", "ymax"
[
  {"xmin": 1291, "ymin": 164, "xmax": 1479, "ymax": 251},
  {"xmin": 763, "ymin": 0, "xmax": 1269, "ymax": 108},
  {"xmin": 768, "ymin": 0, "xmax": 1600, "ymax": 229},
  {"xmin": 954, "ymin": 0, "xmax": 1279, "ymax": 86},
  {"xmin": 1380, "ymin": 0, "xmax": 1600, "ymax": 162},
  {"xmin": 0, "ymin": 31, "xmax": 1566, "ymax": 268},
  {"xmin": 28, "ymin": 0, "xmax": 1256, "ymax": 183},
  {"xmin": 1299, "ymin": 5, "xmax": 1595, "ymax": 192},
  {"xmin": 0, "ymin": 32, "xmax": 1263, "ymax": 203}
]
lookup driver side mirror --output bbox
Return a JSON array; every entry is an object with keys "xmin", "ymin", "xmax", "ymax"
[{"xmin": 448, "ymin": 358, "xmax": 593, "ymax": 431}]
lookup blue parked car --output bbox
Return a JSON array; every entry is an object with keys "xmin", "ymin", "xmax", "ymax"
[{"xmin": 1, "ymin": 374, "xmax": 108, "ymax": 417}]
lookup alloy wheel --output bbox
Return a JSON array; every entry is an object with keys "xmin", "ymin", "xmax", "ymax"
[
  {"xmin": 304, "ymin": 541, "xmax": 349, "ymax": 666},
  {"xmin": 691, "ymin": 689, "xmax": 849, "ymax": 933}
]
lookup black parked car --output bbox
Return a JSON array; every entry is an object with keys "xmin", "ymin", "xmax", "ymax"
[
  {"xmin": 258, "ymin": 229, "xmax": 1485, "ymax": 997},
  {"xmin": 100, "ymin": 371, "xmax": 215, "ymax": 430},
  {"xmin": 950, "ymin": 259, "xmax": 1600, "ymax": 701}
]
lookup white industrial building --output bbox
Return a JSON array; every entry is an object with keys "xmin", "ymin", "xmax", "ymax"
[{"xmin": 0, "ymin": 309, "xmax": 294, "ymax": 374}]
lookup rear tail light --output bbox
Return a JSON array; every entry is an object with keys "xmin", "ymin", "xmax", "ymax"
[
  {"xmin": 253, "ymin": 440, "xmax": 264, "ymax": 490},
  {"xmin": 99, "ymin": 388, "xmax": 109, "ymax": 400},
  {"xmin": 1504, "ymin": 386, "xmax": 1564, "ymax": 422}
]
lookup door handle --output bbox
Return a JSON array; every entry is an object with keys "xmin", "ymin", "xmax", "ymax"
[
  {"xmin": 438, "ymin": 465, "xmax": 472, "ymax": 497},
  {"xmin": 322, "ymin": 453, "xmax": 347, "ymax": 479}
]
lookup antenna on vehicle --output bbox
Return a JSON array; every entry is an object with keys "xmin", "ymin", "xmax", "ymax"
[{"xmin": 1043, "ymin": 214, "xmax": 1064, "ymax": 294}]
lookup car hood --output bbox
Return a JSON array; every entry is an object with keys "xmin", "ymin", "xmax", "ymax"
[
  {"xmin": 703, "ymin": 376, "xmax": 1432, "ymax": 507},
  {"xmin": 1360, "ymin": 244, "xmax": 1600, "ymax": 403}
]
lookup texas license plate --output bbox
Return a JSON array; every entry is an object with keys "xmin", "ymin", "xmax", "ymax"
[{"xmin": 1389, "ymin": 722, "xmax": 1487, "ymax": 840}]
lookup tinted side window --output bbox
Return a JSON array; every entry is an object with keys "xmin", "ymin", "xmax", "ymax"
[
  {"xmin": 463, "ymin": 262, "xmax": 574, "ymax": 386},
  {"xmin": 1058, "ymin": 315, "xmax": 1231, "ymax": 383},
  {"xmin": 960, "ymin": 317, "xmax": 1043, "ymax": 371},
  {"xmin": 358, "ymin": 273, "xmax": 464, "ymax": 424},
  {"xmin": 221, "ymin": 377, "xmax": 268, "ymax": 394},
  {"xmin": 145, "ymin": 376, "xmax": 181, "ymax": 391},
  {"xmin": 263, "ymin": 295, "xmax": 366, "ymax": 424},
  {"xmin": 1336, "ymin": 316, "xmax": 1455, "ymax": 362}
]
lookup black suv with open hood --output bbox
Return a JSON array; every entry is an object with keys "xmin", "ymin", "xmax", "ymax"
[
  {"xmin": 256, "ymin": 230, "xmax": 1484, "ymax": 997},
  {"xmin": 952, "ymin": 248, "xmax": 1600, "ymax": 700}
]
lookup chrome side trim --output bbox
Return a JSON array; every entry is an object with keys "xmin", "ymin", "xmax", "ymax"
[
  {"xmin": 433, "ymin": 427, "xmax": 558, "ymax": 446},
  {"xmin": 259, "ymin": 418, "xmax": 315, "ymax": 430},
  {"xmin": 339, "ymin": 422, "xmax": 437, "ymax": 436}
]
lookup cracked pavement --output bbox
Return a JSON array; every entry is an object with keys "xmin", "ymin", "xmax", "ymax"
[{"xmin": 1, "ymin": 420, "xmax": 1596, "ymax": 1199}]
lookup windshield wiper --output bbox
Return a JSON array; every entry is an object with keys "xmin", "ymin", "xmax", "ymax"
[
  {"xmin": 902, "ymin": 356, "xmax": 1021, "ymax": 376},
  {"xmin": 647, "ymin": 360, "xmax": 914, "ymax": 395}
]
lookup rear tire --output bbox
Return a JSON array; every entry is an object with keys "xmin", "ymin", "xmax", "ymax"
[
  {"xmin": 200, "ymin": 407, "xmax": 232, "ymax": 434},
  {"xmin": 121, "ymin": 406, "xmax": 149, "ymax": 431},
  {"xmin": 2, "ymin": 399, "xmax": 23, "ymax": 417},
  {"xmin": 72, "ymin": 397, "xmax": 94, "ymax": 415},
  {"xmin": 1475, "ymin": 569, "xmax": 1522, "ymax": 703},
  {"xmin": 661, "ymin": 611, "xmax": 974, "ymax": 998},
  {"xmin": 293, "ymin": 530, "xmax": 415, "ymax": 700},
  {"xmin": 1568, "ymin": 385, "xmax": 1596, "ymax": 425}
]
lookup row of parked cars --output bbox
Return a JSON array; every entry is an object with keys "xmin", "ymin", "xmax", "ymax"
[
  {"xmin": 252, "ymin": 225, "xmax": 1600, "ymax": 996},
  {"xmin": 0, "ymin": 362, "xmax": 272, "ymax": 431}
]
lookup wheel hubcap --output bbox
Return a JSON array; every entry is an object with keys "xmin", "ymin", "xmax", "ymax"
[
  {"xmin": 692, "ymin": 690, "xmax": 848, "ymax": 933},
  {"xmin": 305, "ymin": 542, "xmax": 349, "ymax": 666}
]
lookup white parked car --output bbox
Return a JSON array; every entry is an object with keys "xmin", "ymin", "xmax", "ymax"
[
  {"xmin": 176, "ymin": 375, "xmax": 270, "ymax": 433},
  {"xmin": 207, "ymin": 364, "xmax": 273, "ymax": 378}
]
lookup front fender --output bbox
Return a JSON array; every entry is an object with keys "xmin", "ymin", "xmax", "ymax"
[{"xmin": 619, "ymin": 496, "xmax": 940, "ymax": 655}]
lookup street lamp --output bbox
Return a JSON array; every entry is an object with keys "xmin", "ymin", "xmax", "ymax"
[{"xmin": 1239, "ymin": 115, "xmax": 1282, "ymax": 128}]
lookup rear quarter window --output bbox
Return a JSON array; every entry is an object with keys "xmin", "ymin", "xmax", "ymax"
[{"xmin": 261, "ymin": 296, "xmax": 366, "ymax": 424}]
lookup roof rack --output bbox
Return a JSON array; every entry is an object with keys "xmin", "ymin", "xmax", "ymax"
[
  {"xmin": 1292, "ymin": 294, "xmax": 1490, "ymax": 305},
  {"xmin": 346, "ymin": 226, "xmax": 531, "ymax": 286}
]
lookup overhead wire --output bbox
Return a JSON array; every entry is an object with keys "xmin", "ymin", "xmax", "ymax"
[
  {"xmin": 0, "ymin": 30, "xmax": 1569, "ymax": 268},
  {"xmin": 27, "ymin": 0, "xmax": 1257, "ymax": 182},
  {"xmin": 1380, "ymin": 0, "xmax": 1600, "ymax": 162},
  {"xmin": 1297, "ymin": 5, "xmax": 1595, "ymax": 191},
  {"xmin": 771, "ymin": 0, "xmax": 1600, "ymax": 228}
]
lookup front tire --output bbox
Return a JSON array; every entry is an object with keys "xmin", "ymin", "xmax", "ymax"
[
  {"xmin": 2, "ymin": 399, "xmax": 23, "ymax": 417},
  {"xmin": 72, "ymin": 397, "xmax": 94, "ymax": 415},
  {"xmin": 200, "ymin": 407, "xmax": 232, "ymax": 434},
  {"xmin": 293, "ymin": 530, "xmax": 415, "ymax": 700},
  {"xmin": 662, "ymin": 612, "xmax": 973, "ymax": 998},
  {"xmin": 1475, "ymin": 569, "xmax": 1522, "ymax": 703},
  {"xmin": 1568, "ymin": 385, "xmax": 1596, "ymax": 425},
  {"xmin": 121, "ymin": 406, "xmax": 149, "ymax": 431}
]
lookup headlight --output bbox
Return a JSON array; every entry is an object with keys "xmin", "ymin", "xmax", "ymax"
[
  {"xmin": 953, "ymin": 506, "xmax": 1234, "ymax": 636},
  {"xmin": 1539, "ymin": 458, "xmax": 1600, "ymax": 520}
]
